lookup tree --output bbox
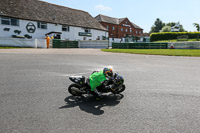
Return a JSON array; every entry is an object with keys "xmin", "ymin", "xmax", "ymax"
[
  {"xmin": 166, "ymin": 22, "xmax": 185, "ymax": 32},
  {"xmin": 193, "ymin": 23, "xmax": 200, "ymax": 32},
  {"xmin": 193, "ymin": 23, "xmax": 200, "ymax": 39},
  {"xmin": 160, "ymin": 26, "xmax": 171, "ymax": 32},
  {"xmin": 150, "ymin": 19, "xmax": 186, "ymax": 33},
  {"xmin": 150, "ymin": 18, "xmax": 165, "ymax": 33},
  {"xmin": 166, "ymin": 22, "xmax": 176, "ymax": 27}
]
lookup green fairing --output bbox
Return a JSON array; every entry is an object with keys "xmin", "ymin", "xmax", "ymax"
[{"xmin": 89, "ymin": 70, "xmax": 107, "ymax": 91}]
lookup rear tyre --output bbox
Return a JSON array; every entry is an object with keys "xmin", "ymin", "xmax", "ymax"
[{"xmin": 68, "ymin": 84, "xmax": 82, "ymax": 96}]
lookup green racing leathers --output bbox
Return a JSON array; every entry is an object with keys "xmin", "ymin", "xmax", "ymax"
[{"xmin": 89, "ymin": 70, "xmax": 107, "ymax": 91}]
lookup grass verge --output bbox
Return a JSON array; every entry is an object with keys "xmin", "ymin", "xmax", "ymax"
[
  {"xmin": 0, "ymin": 46, "xmax": 24, "ymax": 49},
  {"xmin": 101, "ymin": 49, "xmax": 200, "ymax": 57}
]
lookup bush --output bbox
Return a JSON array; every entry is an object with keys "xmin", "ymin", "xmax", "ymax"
[{"xmin": 150, "ymin": 32, "xmax": 200, "ymax": 42}]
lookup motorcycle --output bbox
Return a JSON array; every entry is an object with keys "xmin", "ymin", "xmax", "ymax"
[{"xmin": 68, "ymin": 72, "xmax": 126, "ymax": 96}]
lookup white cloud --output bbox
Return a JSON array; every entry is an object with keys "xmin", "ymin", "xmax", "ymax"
[{"xmin": 95, "ymin": 5, "xmax": 112, "ymax": 11}]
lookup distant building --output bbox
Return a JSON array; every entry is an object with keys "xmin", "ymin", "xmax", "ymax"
[
  {"xmin": 95, "ymin": 14, "xmax": 143, "ymax": 43},
  {"xmin": 141, "ymin": 33, "xmax": 150, "ymax": 42},
  {"xmin": 0, "ymin": 0, "xmax": 108, "ymax": 40}
]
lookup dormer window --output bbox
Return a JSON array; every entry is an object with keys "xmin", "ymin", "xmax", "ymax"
[
  {"xmin": 62, "ymin": 25, "xmax": 70, "ymax": 32},
  {"xmin": 85, "ymin": 28, "xmax": 91, "ymax": 33},
  {"xmin": 112, "ymin": 26, "xmax": 115, "ymax": 30},
  {"xmin": 106, "ymin": 25, "xmax": 109, "ymax": 29}
]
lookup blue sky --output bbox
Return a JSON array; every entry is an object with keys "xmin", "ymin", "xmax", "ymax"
[{"xmin": 42, "ymin": 0, "xmax": 200, "ymax": 33}]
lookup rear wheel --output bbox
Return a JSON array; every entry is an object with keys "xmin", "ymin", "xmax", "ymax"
[
  {"xmin": 68, "ymin": 84, "xmax": 83, "ymax": 96},
  {"xmin": 116, "ymin": 84, "xmax": 126, "ymax": 94}
]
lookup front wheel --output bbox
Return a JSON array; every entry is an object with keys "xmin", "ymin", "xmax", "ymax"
[
  {"xmin": 68, "ymin": 84, "xmax": 83, "ymax": 96},
  {"xmin": 115, "ymin": 84, "xmax": 126, "ymax": 94}
]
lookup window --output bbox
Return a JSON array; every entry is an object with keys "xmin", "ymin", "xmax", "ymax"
[
  {"xmin": 11, "ymin": 19, "xmax": 19, "ymax": 26},
  {"xmin": 106, "ymin": 25, "xmax": 109, "ymax": 30},
  {"xmin": 121, "ymin": 28, "xmax": 123, "ymax": 32},
  {"xmin": 85, "ymin": 28, "xmax": 91, "ymax": 33},
  {"xmin": 1, "ymin": 17, "xmax": 10, "ymax": 25},
  {"xmin": 112, "ymin": 26, "xmax": 115, "ymax": 30},
  {"xmin": 130, "ymin": 28, "xmax": 132, "ymax": 32},
  {"xmin": 62, "ymin": 25, "xmax": 70, "ymax": 32},
  {"xmin": 1, "ymin": 17, "xmax": 19, "ymax": 26},
  {"xmin": 37, "ymin": 22, "xmax": 47, "ymax": 29},
  {"xmin": 125, "ymin": 29, "xmax": 128, "ymax": 32},
  {"xmin": 136, "ymin": 31, "xmax": 138, "ymax": 34}
]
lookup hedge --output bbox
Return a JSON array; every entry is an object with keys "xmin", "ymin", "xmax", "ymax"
[{"xmin": 150, "ymin": 32, "xmax": 200, "ymax": 42}]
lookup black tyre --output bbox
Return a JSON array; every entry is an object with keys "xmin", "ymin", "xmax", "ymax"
[
  {"xmin": 116, "ymin": 84, "xmax": 126, "ymax": 94},
  {"xmin": 68, "ymin": 84, "xmax": 82, "ymax": 96}
]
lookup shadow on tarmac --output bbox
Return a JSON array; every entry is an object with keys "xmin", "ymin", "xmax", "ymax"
[{"xmin": 59, "ymin": 94, "xmax": 124, "ymax": 115}]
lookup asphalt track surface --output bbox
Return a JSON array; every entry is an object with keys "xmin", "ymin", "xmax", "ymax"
[{"xmin": 0, "ymin": 49, "xmax": 200, "ymax": 133}]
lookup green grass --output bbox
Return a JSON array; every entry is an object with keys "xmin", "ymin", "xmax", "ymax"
[
  {"xmin": 0, "ymin": 46, "xmax": 25, "ymax": 49},
  {"xmin": 102, "ymin": 49, "xmax": 200, "ymax": 57}
]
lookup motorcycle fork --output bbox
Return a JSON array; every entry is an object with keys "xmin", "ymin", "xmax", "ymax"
[{"xmin": 110, "ymin": 87, "xmax": 116, "ymax": 93}]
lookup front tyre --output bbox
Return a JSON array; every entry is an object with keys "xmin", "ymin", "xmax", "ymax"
[
  {"xmin": 116, "ymin": 84, "xmax": 126, "ymax": 94},
  {"xmin": 68, "ymin": 84, "xmax": 82, "ymax": 96}
]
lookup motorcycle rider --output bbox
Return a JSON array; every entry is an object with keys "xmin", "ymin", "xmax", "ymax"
[{"xmin": 89, "ymin": 67, "xmax": 113, "ymax": 99}]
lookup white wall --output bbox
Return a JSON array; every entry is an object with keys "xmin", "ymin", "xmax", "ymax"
[
  {"xmin": 61, "ymin": 26, "xmax": 108, "ymax": 41},
  {"xmin": 169, "ymin": 42, "xmax": 200, "ymax": 49},
  {"xmin": 0, "ymin": 37, "xmax": 46, "ymax": 48},
  {"xmin": 0, "ymin": 17, "xmax": 108, "ymax": 40}
]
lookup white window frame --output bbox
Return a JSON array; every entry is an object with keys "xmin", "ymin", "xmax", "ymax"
[
  {"xmin": 62, "ymin": 25, "xmax": 70, "ymax": 32},
  {"xmin": 1, "ymin": 17, "xmax": 19, "ymax": 26},
  {"xmin": 37, "ymin": 22, "xmax": 47, "ymax": 29},
  {"xmin": 112, "ymin": 26, "xmax": 115, "ymax": 31},
  {"xmin": 85, "ymin": 28, "xmax": 91, "ymax": 33},
  {"xmin": 107, "ymin": 25, "xmax": 109, "ymax": 30}
]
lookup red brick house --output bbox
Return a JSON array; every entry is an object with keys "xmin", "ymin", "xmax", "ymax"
[{"xmin": 95, "ymin": 14, "xmax": 143, "ymax": 42}]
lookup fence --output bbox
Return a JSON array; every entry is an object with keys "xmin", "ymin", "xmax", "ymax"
[
  {"xmin": 169, "ymin": 41, "xmax": 200, "ymax": 49},
  {"xmin": 52, "ymin": 39, "xmax": 109, "ymax": 48},
  {"xmin": 0, "ymin": 37, "xmax": 46, "ymax": 48},
  {"xmin": 79, "ymin": 40, "xmax": 109, "ymax": 48},
  {"xmin": 112, "ymin": 42, "xmax": 168, "ymax": 49},
  {"xmin": 52, "ymin": 39, "xmax": 78, "ymax": 48}
]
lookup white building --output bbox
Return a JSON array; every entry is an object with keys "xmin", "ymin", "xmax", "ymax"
[{"xmin": 0, "ymin": 0, "xmax": 108, "ymax": 41}]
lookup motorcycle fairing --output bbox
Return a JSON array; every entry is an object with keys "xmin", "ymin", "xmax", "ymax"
[{"xmin": 69, "ymin": 76, "xmax": 86, "ymax": 85}]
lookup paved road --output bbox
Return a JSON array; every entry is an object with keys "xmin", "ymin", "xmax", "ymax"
[{"xmin": 0, "ymin": 49, "xmax": 200, "ymax": 133}]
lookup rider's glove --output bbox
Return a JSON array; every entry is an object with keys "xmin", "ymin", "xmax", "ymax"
[{"xmin": 101, "ymin": 80, "xmax": 108, "ymax": 86}]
